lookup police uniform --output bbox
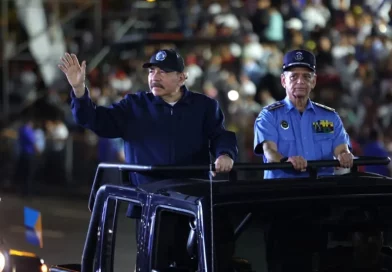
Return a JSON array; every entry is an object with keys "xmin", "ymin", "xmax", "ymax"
[{"xmin": 253, "ymin": 49, "xmax": 351, "ymax": 179}]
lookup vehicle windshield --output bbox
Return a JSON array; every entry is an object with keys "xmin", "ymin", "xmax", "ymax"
[{"xmin": 212, "ymin": 195, "xmax": 392, "ymax": 272}]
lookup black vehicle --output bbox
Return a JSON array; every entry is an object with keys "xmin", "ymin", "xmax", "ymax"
[{"xmin": 50, "ymin": 157, "xmax": 392, "ymax": 272}]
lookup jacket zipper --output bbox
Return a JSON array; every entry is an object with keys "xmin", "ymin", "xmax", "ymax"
[{"xmin": 170, "ymin": 106, "xmax": 174, "ymax": 163}]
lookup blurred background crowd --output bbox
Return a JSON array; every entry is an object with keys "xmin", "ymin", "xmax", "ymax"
[{"xmin": 1, "ymin": 0, "xmax": 392, "ymax": 194}]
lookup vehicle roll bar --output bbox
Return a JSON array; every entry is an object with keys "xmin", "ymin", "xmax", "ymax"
[{"xmin": 87, "ymin": 156, "xmax": 390, "ymax": 211}]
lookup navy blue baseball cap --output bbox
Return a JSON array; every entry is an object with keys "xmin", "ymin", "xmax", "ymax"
[
  {"xmin": 282, "ymin": 49, "xmax": 316, "ymax": 72},
  {"xmin": 142, "ymin": 49, "xmax": 185, "ymax": 72}
]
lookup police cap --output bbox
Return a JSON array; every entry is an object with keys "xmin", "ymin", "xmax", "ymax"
[{"xmin": 282, "ymin": 49, "xmax": 316, "ymax": 72}]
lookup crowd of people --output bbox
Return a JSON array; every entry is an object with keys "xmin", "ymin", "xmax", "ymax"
[{"xmin": 1, "ymin": 0, "xmax": 392, "ymax": 190}]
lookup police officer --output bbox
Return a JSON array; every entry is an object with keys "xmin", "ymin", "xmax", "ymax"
[
  {"xmin": 58, "ymin": 49, "xmax": 237, "ymax": 183},
  {"xmin": 254, "ymin": 49, "xmax": 353, "ymax": 179}
]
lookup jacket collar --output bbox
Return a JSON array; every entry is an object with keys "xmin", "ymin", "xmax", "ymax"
[{"xmin": 151, "ymin": 85, "xmax": 192, "ymax": 105}]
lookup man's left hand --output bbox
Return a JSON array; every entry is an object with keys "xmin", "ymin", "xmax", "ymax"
[
  {"xmin": 212, "ymin": 155, "xmax": 234, "ymax": 176},
  {"xmin": 337, "ymin": 151, "xmax": 354, "ymax": 168}
]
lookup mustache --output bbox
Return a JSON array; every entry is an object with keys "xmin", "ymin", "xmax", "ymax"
[{"xmin": 151, "ymin": 82, "xmax": 164, "ymax": 89}]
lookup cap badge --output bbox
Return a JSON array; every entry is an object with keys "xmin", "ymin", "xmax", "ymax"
[
  {"xmin": 294, "ymin": 52, "xmax": 303, "ymax": 61},
  {"xmin": 155, "ymin": 51, "xmax": 167, "ymax": 61}
]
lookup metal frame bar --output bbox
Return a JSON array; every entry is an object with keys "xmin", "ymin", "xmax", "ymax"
[{"xmin": 87, "ymin": 156, "xmax": 391, "ymax": 211}]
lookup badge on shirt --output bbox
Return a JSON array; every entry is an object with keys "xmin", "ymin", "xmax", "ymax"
[
  {"xmin": 281, "ymin": 120, "xmax": 289, "ymax": 130},
  {"xmin": 313, "ymin": 120, "xmax": 334, "ymax": 133}
]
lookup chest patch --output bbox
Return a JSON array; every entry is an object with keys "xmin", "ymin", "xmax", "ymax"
[{"xmin": 313, "ymin": 120, "xmax": 334, "ymax": 133}]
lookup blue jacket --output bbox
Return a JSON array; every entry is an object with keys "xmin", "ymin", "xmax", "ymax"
[{"xmin": 71, "ymin": 86, "xmax": 238, "ymax": 185}]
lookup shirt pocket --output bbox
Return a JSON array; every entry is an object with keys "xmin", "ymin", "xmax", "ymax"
[
  {"xmin": 277, "ymin": 129, "xmax": 296, "ymax": 157},
  {"xmin": 313, "ymin": 133, "xmax": 334, "ymax": 159}
]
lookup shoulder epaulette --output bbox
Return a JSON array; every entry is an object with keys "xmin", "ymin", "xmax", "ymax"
[
  {"xmin": 264, "ymin": 101, "xmax": 284, "ymax": 111},
  {"xmin": 312, "ymin": 102, "xmax": 335, "ymax": 112}
]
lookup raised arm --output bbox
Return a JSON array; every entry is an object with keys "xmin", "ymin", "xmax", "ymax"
[
  {"xmin": 59, "ymin": 53, "xmax": 129, "ymax": 138},
  {"xmin": 70, "ymin": 89, "xmax": 130, "ymax": 138}
]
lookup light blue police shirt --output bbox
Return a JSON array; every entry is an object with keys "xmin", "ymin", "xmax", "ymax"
[{"xmin": 254, "ymin": 97, "xmax": 351, "ymax": 179}]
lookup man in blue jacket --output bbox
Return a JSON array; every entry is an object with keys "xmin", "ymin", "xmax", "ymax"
[{"xmin": 58, "ymin": 49, "xmax": 237, "ymax": 185}]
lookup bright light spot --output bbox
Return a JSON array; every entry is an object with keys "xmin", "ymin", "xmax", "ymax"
[
  {"xmin": 228, "ymin": 90, "xmax": 239, "ymax": 101},
  {"xmin": 0, "ymin": 252, "xmax": 5, "ymax": 272},
  {"xmin": 230, "ymin": 43, "xmax": 242, "ymax": 57},
  {"xmin": 379, "ymin": 24, "xmax": 387, "ymax": 33},
  {"xmin": 41, "ymin": 264, "xmax": 48, "ymax": 272}
]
